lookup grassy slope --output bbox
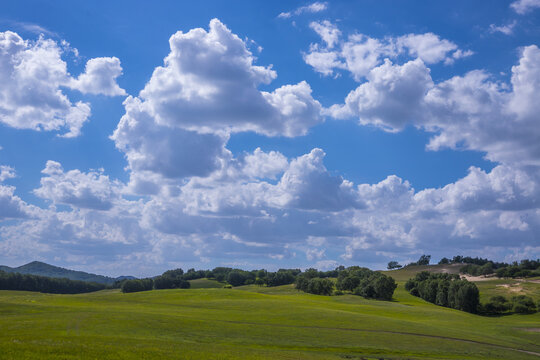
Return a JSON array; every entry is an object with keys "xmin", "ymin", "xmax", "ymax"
[
  {"xmin": 189, "ymin": 278, "xmax": 224, "ymax": 289},
  {"xmin": 0, "ymin": 284, "xmax": 539, "ymax": 359}
]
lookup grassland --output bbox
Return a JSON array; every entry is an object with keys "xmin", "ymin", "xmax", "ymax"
[{"xmin": 1, "ymin": 268, "xmax": 539, "ymax": 360}]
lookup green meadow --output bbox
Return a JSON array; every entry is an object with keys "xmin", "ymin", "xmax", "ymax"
[{"xmin": 0, "ymin": 268, "xmax": 539, "ymax": 359}]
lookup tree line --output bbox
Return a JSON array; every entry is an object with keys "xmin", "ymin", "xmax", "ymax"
[
  {"xmin": 0, "ymin": 270, "xmax": 106, "ymax": 294},
  {"xmin": 120, "ymin": 267, "xmax": 305, "ymax": 293},
  {"xmin": 460, "ymin": 259, "xmax": 539, "ymax": 278},
  {"xmin": 387, "ymin": 255, "xmax": 540, "ymax": 279},
  {"xmin": 120, "ymin": 266, "xmax": 399, "ymax": 300}
]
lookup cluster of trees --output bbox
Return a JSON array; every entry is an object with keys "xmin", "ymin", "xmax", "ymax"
[
  {"xmin": 454, "ymin": 258, "xmax": 539, "ymax": 278},
  {"xmin": 209, "ymin": 267, "xmax": 302, "ymax": 287},
  {"xmin": 121, "ymin": 278, "xmax": 155, "ymax": 293},
  {"xmin": 493, "ymin": 260, "xmax": 540, "ymax": 278},
  {"xmin": 294, "ymin": 266, "xmax": 397, "ymax": 300},
  {"xmin": 294, "ymin": 267, "xmax": 346, "ymax": 295},
  {"xmin": 400, "ymin": 255, "xmax": 431, "ymax": 268},
  {"xmin": 438, "ymin": 255, "xmax": 506, "ymax": 267},
  {"xmin": 405, "ymin": 272, "xmax": 479, "ymax": 313},
  {"xmin": 121, "ymin": 268, "xmax": 191, "ymax": 293},
  {"xmin": 295, "ymin": 275, "xmax": 334, "ymax": 296},
  {"xmin": 460, "ymin": 263, "xmax": 496, "ymax": 277},
  {"xmin": 336, "ymin": 267, "xmax": 397, "ymax": 300},
  {"xmin": 481, "ymin": 295, "xmax": 538, "ymax": 315},
  {"xmin": 154, "ymin": 269, "xmax": 190, "ymax": 289},
  {"xmin": 0, "ymin": 270, "xmax": 106, "ymax": 294}
]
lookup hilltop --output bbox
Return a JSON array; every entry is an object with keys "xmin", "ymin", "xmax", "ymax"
[
  {"xmin": 0, "ymin": 261, "xmax": 134, "ymax": 285},
  {"xmin": 382, "ymin": 263, "xmax": 464, "ymax": 281}
]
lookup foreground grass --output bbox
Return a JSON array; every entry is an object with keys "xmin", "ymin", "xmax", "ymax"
[{"xmin": 0, "ymin": 283, "xmax": 539, "ymax": 359}]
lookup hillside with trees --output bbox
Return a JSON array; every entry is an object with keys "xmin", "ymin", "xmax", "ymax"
[
  {"xmin": 0, "ymin": 261, "xmax": 134, "ymax": 284},
  {"xmin": 0, "ymin": 270, "xmax": 106, "ymax": 294}
]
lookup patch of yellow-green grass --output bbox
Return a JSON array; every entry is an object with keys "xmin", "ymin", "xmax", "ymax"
[
  {"xmin": 474, "ymin": 277, "xmax": 540, "ymax": 302},
  {"xmin": 0, "ymin": 286, "xmax": 539, "ymax": 359},
  {"xmin": 189, "ymin": 278, "xmax": 225, "ymax": 289}
]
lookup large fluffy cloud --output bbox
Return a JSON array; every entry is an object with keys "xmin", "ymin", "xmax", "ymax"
[
  {"xmin": 134, "ymin": 19, "xmax": 321, "ymax": 137},
  {"xmin": 0, "ymin": 31, "xmax": 126, "ymax": 137},
  {"xmin": 112, "ymin": 19, "xmax": 322, "ymax": 182},
  {"xmin": 328, "ymin": 59, "xmax": 433, "ymax": 132},
  {"xmin": 329, "ymin": 44, "xmax": 540, "ymax": 167}
]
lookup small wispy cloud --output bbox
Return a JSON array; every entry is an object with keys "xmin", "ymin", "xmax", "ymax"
[
  {"xmin": 489, "ymin": 21, "xmax": 517, "ymax": 35},
  {"xmin": 278, "ymin": 2, "xmax": 328, "ymax": 19},
  {"xmin": 510, "ymin": 0, "xmax": 540, "ymax": 14},
  {"xmin": 1, "ymin": 20, "xmax": 56, "ymax": 37}
]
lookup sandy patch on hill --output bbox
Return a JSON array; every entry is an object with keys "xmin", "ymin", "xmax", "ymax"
[{"xmin": 460, "ymin": 274, "xmax": 497, "ymax": 282}]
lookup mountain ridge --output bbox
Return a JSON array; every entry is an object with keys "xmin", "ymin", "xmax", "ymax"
[{"xmin": 0, "ymin": 261, "xmax": 135, "ymax": 284}]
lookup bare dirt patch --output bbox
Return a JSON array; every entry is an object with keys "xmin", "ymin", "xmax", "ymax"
[
  {"xmin": 520, "ymin": 328, "xmax": 540, "ymax": 333},
  {"xmin": 496, "ymin": 283, "xmax": 524, "ymax": 293}
]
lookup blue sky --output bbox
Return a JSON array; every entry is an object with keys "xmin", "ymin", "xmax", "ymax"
[{"xmin": 0, "ymin": 1, "xmax": 539, "ymax": 276}]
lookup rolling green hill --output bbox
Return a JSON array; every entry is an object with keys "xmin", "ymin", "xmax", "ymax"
[
  {"xmin": 0, "ymin": 264, "xmax": 538, "ymax": 359},
  {"xmin": 0, "ymin": 261, "xmax": 134, "ymax": 285},
  {"xmin": 0, "ymin": 283, "xmax": 539, "ymax": 359}
]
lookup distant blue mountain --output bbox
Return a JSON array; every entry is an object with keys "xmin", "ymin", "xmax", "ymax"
[{"xmin": 0, "ymin": 261, "xmax": 135, "ymax": 284}]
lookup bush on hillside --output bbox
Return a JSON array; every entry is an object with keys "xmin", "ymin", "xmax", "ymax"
[
  {"xmin": 481, "ymin": 295, "xmax": 512, "ymax": 315},
  {"xmin": 511, "ymin": 295, "xmax": 537, "ymax": 314}
]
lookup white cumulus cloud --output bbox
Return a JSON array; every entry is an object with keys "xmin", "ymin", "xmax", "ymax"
[
  {"xmin": 34, "ymin": 161, "xmax": 123, "ymax": 210},
  {"xmin": 0, "ymin": 31, "xmax": 126, "ymax": 137}
]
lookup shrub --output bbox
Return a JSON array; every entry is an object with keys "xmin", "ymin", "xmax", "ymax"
[
  {"xmin": 511, "ymin": 295, "xmax": 537, "ymax": 314},
  {"xmin": 482, "ymin": 295, "xmax": 511, "ymax": 315}
]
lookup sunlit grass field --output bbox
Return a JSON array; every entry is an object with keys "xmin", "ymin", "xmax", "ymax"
[{"xmin": 1, "ymin": 270, "xmax": 539, "ymax": 360}]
